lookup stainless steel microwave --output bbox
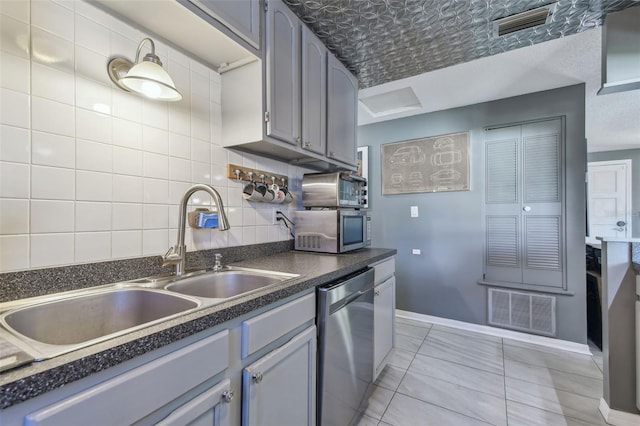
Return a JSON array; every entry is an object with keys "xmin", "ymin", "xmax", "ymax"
[
  {"xmin": 301, "ymin": 172, "xmax": 366, "ymax": 208},
  {"xmin": 294, "ymin": 210, "xmax": 371, "ymax": 253}
]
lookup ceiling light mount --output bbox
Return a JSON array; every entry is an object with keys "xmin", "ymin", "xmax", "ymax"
[{"xmin": 108, "ymin": 37, "xmax": 182, "ymax": 102}]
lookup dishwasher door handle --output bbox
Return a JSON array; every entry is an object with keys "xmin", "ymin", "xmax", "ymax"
[{"xmin": 330, "ymin": 289, "xmax": 367, "ymax": 314}]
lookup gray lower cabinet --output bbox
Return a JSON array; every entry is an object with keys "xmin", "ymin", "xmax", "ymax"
[
  {"xmin": 372, "ymin": 257, "xmax": 396, "ymax": 379},
  {"xmin": 327, "ymin": 54, "xmax": 358, "ymax": 166},
  {"xmin": 241, "ymin": 326, "xmax": 316, "ymax": 426},
  {"xmin": 374, "ymin": 276, "xmax": 395, "ymax": 378},
  {"xmin": 157, "ymin": 378, "xmax": 232, "ymax": 426},
  {"xmin": 24, "ymin": 331, "xmax": 230, "ymax": 426}
]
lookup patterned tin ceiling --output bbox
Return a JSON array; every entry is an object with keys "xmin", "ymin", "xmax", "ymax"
[{"xmin": 283, "ymin": 0, "xmax": 640, "ymax": 88}]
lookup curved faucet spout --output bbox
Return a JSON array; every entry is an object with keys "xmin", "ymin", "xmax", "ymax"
[{"xmin": 163, "ymin": 184, "xmax": 230, "ymax": 276}]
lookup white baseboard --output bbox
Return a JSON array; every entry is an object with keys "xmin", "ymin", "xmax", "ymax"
[
  {"xmin": 599, "ymin": 398, "xmax": 640, "ymax": 426},
  {"xmin": 396, "ymin": 310, "xmax": 592, "ymax": 355}
]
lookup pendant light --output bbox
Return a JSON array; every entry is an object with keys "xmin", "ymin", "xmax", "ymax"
[{"xmin": 108, "ymin": 38, "xmax": 182, "ymax": 102}]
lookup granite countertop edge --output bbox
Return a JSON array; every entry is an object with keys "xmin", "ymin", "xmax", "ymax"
[{"xmin": 0, "ymin": 248, "xmax": 396, "ymax": 410}]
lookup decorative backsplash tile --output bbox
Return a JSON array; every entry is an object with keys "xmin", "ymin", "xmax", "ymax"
[{"xmin": 0, "ymin": 0, "xmax": 307, "ymax": 273}]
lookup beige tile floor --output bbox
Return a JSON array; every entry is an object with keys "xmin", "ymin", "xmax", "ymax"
[{"xmin": 358, "ymin": 317, "xmax": 605, "ymax": 426}]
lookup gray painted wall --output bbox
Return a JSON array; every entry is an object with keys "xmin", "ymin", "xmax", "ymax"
[
  {"xmin": 588, "ymin": 148, "xmax": 640, "ymax": 237},
  {"xmin": 359, "ymin": 84, "xmax": 587, "ymax": 343}
]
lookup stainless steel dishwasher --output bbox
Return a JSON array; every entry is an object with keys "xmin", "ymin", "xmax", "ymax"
[{"xmin": 317, "ymin": 267, "xmax": 375, "ymax": 426}]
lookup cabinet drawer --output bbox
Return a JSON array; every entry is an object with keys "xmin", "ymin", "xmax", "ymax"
[
  {"xmin": 241, "ymin": 293, "xmax": 315, "ymax": 358},
  {"xmin": 372, "ymin": 257, "xmax": 395, "ymax": 285},
  {"xmin": 25, "ymin": 330, "xmax": 229, "ymax": 426}
]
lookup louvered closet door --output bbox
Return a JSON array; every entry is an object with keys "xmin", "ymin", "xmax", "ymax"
[
  {"xmin": 484, "ymin": 119, "xmax": 564, "ymax": 289},
  {"xmin": 521, "ymin": 119, "xmax": 563, "ymax": 288}
]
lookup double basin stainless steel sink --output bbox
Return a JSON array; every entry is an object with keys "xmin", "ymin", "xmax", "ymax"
[{"xmin": 0, "ymin": 267, "xmax": 300, "ymax": 360}]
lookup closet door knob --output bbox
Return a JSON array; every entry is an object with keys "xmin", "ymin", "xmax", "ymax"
[{"xmin": 523, "ymin": 206, "xmax": 531, "ymax": 212}]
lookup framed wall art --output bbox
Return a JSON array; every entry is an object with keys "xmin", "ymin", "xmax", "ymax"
[{"xmin": 381, "ymin": 131, "xmax": 469, "ymax": 195}]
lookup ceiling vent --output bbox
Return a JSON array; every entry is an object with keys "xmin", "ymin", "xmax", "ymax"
[
  {"xmin": 493, "ymin": 3, "xmax": 557, "ymax": 37},
  {"xmin": 359, "ymin": 87, "xmax": 422, "ymax": 117}
]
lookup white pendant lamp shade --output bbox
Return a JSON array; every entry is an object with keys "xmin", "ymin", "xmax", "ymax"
[
  {"xmin": 108, "ymin": 38, "xmax": 182, "ymax": 102},
  {"xmin": 120, "ymin": 61, "xmax": 182, "ymax": 101}
]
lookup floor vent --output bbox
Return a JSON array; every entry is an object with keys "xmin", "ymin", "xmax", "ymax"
[
  {"xmin": 493, "ymin": 3, "xmax": 557, "ymax": 37},
  {"xmin": 488, "ymin": 288, "xmax": 556, "ymax": 336}
]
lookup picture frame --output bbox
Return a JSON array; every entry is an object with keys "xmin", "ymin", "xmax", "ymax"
[{"xmin": 380, "ymin": 131, "xmax": 469, "ymax": 195}]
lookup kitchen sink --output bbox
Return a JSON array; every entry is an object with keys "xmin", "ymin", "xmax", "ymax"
[
  {"xmin": 0, "ymin": 267, "xmax": 300, "ymax": 361},
  {"xmin": 0, "ymin": 288, "xmax": 200, "ymax": 356},
  {"xmin": 165, "ymin": 268, "xmax": 300, "ymax": 299}
]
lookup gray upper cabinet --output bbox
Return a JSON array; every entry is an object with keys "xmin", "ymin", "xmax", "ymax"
[
  {"xmin": 185, "ymin": 0, "xmax": 261, "ymax": 50},
  {"xmin": 327, "ymin": 54, "xmax": 358, "ymax": 166},
  {"xmin": 265, "ymin": 0, "xmax": 300, "ymax": 145},
  {"xmin": 301, "ymin": 25, "xmax": 327, "ymax": 155},
  {"xmin": 484, "ymin": 118, "xmax": 565, "ymax": 290}
]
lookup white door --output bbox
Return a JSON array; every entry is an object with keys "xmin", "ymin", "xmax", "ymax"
[{"xmin": 587, "ymin": 160, "xmax": 632, "ymax": 239}]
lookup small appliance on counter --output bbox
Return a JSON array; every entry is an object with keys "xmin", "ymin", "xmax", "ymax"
[{"xmin": 295, "ymin": 171, "xmax": 370, "ymax": 254}]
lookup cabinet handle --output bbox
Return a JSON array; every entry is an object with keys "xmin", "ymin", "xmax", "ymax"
[
  {"xmin": 304, "ymin": 141, "xmax": 311, "ymax": 147},
  {"xmin": 523, "ymin": 206, "xmax": 531, "ymax": 212},
  {"xmin": 222, "ymin": 390, "xmax": 234, "ymax": 403},
  {"xmin": 375, "ymin": 290, "xmax": 380, "ymax": 296},
  {"xmin": 329, "ymin": 151, "xmax": 335, "ymax": 157},
  {"xmin": 295, "ymin": 137, "xmax": 301, "ymax": 145},
  {"xmin": 252, "ymin": 372, "xmax": 263, "ymax": 384}
]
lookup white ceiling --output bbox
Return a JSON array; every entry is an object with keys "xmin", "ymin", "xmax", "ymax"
[{"xmin": 357, "ymin": 28, "xmax": 640, "ymax": 153}]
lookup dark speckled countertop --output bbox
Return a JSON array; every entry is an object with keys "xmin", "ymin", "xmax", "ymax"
[{"xmin": 0, "ymin": 248, "xmax": 395, "ymax": 410}]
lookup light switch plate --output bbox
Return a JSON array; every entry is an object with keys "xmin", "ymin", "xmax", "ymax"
[{"xmin": 410, "ymin": 206, "xmax": 419, "ymax": 217}]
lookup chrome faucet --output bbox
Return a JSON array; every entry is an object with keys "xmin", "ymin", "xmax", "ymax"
[{"xmin": 162, "ymin": 184, "xmax": 230, "ymax": 276}]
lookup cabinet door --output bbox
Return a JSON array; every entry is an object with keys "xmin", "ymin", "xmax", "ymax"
[
  {"xmin": 374, "ymin": 276, "xmax": 395, "ymax": 378},
  {"xmin": 265, "ymin": 0, "xmax": 300, "ymax": 145},
  {"xmin": 327, "ymin": 54, "xmax": 358, "ymax": 166},
  {"xmin": 301, "ymin": 25, "xmax": 326, "ymax": 155},
  {"xmin": 484, "ymin": 119, "xmax": 564, "ymax": 289},
  {"xmin": 242, "ymin": 326, "xmax": 316, "ymax": 426},
  {"xmin": 187, "ymin": 0, "xmax": 260, "ymax": 49},
  {"xmin": 157, "ymin": 379, "xmax": 232, "ymax": 426}
]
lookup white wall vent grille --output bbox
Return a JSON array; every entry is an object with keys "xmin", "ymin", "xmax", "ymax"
[{"xmin": 488, "ymin": 288, "xmax": 556, "ymax": 336}]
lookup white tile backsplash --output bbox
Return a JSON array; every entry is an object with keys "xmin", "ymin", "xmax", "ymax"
[
  {"xmin": 30, "ymin": 200, "xmax": 75, "ymax": 233},
  {"xmin": 76, "ymin": 170, "xmax": 112, "ymax": 201},
  {"xmin": 0, "ymin": 0, "xmax": 30, "ymax": 23},
  {"xmin": 30, "ymin": 233, "xmax": 74, "ymax": 268},
  {"xmin": 0, "ymin": 88, "xmax": 29, "ymax": 128},
  {"xmin": 0, "ymin": 52, "xmax": 29, "ymax": 93},
  {"xmin": 112, "ymin": 203, "xmax": 142, "ymax": 230},
  {"xmin": 77, "ymin": 139, "xmax": 112, "ymax": 173},
  {"xmin": 0, "ymin": 124, "xmax": 30, "ymax": 163},
  {"xmin": 0, "ymin": 199, "xmax": 29, "ymax": 234},
  {"xmin": 32, "ymin": 96, "xmax": 75, "ymax": 137},
  {"xmin": 75, "ymin": 201, "xmax": 111, "ymax": 232},
  {"xmin": 76, "ymin": 108, "xmax": 112, "ymax": 144},
  {"xmin": 0, "ymin": 15, "xmax": 30, "ymax": 59},
  {"xmin": 0, "ymin": 0, "xmax": 299, "ymax": 272},
  {"xmin": 31, "ymin": 165, "xmax": 74, "ymax": 200},
  {"xmin": 0, "ymin": 235, "xmax": 30, "ymax": 271},
  {"xmin": 112, "ymin": 230, "xmax": 142, "ymax": 259},
  {"xmin": 31, "ymin": 27, "xmax": 75, "ymax": 73},
  {"xmin": 32, "ymin": 0, "xmax": 75, "ymax": 41},
  {"xmin": 32, "ymin": 62, "xmax": 75, "ymax": 105},
  {"xmin": 113, "ymin": 175, "xmax": 143, "ymax": 203},
  {"xmin": 75, "ymin": 231, "xmax": 111, "ymax": 262},
  {"xmin": 31, "ymin": 130, "xmax": 75, "ymax": 168}
]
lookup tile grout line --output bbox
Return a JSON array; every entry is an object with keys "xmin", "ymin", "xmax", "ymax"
[
  {"xmin": 502, "ymin": 338, "xmax": 509, "ymax": 426},
  {"xmin": 376, "ymin": 323, "xmax": 432, "ymax": 425}
]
